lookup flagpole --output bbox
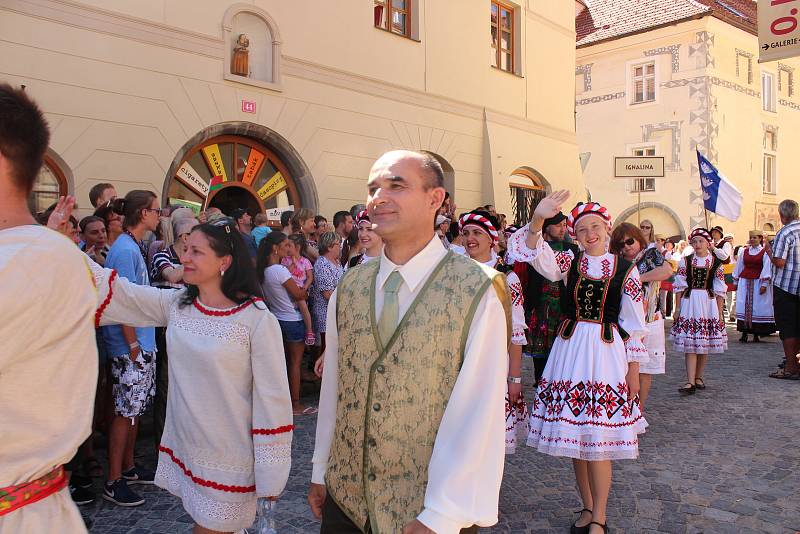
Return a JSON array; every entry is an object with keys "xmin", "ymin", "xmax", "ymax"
[{"xmin": 704, "ymin": 207, "xmax": 710, "ymax": 230}]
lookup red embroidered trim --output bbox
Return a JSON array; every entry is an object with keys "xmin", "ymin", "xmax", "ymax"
[
  {"xmin": 193, "ymin": 297, "xmax": 262, "ymax": 317},
  {"xmin": 158, "ymin": 446, "xmax": 255, "ymax": 493},
  {"xmin": 530, "ymin": 413, "xmax": 645, "ymax": 429},
  {"xmin": 95, "ymin": 270, "xmax": 118, "ymax": 328},
  {"xmin": 251, "ymin": 425, "xmax": 294, "ymax": 436}
]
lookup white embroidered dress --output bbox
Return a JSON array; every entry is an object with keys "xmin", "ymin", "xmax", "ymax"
[
  {"xmin": 670, "ymin": 255, "xmax": 728, "ymax": 354},
  {"xmin": 733, "ymin": 246, "xmax": 775, "ymax": 332},
  {"xmin": 91, "ymin": 265, "xmax": 293, "ymax": 532},
  {"xmin": 479, "ymin": 256, "xmax": 529, "ymax": 454},
  {"xmin": 508, "ymin": 231, "xmax": 649, "ymax": 461}
]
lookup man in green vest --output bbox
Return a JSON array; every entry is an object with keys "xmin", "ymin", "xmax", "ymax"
[{"xmin": 307, "ymin": 150, "xmax": 511, "ymax": 534}]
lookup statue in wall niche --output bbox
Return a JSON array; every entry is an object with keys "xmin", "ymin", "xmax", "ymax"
[{"xmin": 231, "ymin": 33, "xmax": 250, "ymax": 77}]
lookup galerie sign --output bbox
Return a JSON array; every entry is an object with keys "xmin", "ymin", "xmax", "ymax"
[{"xmin": 759, "ymin": 0, "xmax": 800, "ymax": 62}]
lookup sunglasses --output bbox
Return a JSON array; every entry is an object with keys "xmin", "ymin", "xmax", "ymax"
[
  {"xmin": 209, "ymin": 217, "xmax": 236, "ymax": 251},
  {"xmin": 618, "ymin": 237, "xmax": 636, "ymax": 247},
  {"xmin": 640, "ymin": 225, "xmax": 652, "ymax": 230}
]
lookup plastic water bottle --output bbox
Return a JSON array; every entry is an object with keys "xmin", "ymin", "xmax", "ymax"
[{"xmin": 256, "ymin": 497, "xmax": 278, "ymax": 534}]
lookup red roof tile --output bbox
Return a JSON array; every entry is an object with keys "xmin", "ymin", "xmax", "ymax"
[{"xmin": 577, "ymin": 0, "xmax": 757, "ymax": 47}]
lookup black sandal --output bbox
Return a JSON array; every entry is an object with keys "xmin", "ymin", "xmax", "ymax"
[
  {"xmin": 694, "ymin": 377, "xmax": 706, "ymax": 390},
  {"xmin": 570, "ymin": 509, "xmax": 592, "ymax": 534},
  {"xmin": 678, "ymin": 383, "xmax": 696, "ymax": 395},
  {"xmin": 589, "ymin": 521, "xmax": 609, "ymax": 533}
]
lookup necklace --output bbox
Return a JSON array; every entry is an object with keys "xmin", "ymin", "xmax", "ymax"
[{"xmin": 124, "ymin": 229, "xmax": 148, "ymax": 266}]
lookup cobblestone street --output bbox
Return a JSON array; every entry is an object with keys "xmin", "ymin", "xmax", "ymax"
[{"xmin": 82, "ymin": 324, "xmax": 800, "ymax": 534}]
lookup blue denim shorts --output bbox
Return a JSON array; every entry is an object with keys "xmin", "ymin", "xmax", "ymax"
[{"xmin": 278, "ymin": 320, "xmax": 305, "ymax": 343}]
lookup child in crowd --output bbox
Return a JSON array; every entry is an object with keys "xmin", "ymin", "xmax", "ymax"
[
  {"xmin": 252, "ymin": 212, "xmax": 271, "ymax": 247},
  {"xmin": 670, "ymin": 228, "xmax": 728, "ymax": 395},
  {"xmin": 282, "ymin": 233, "xmax": 315, "ymax": 345}
]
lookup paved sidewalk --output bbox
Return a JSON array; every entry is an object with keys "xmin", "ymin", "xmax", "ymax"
[{"xmin": 82, "ymin": 325, "xmax": 800, "ymax": 533}]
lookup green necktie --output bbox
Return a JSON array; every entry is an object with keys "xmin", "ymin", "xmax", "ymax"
[{"xmin": 378, "ymin": 270, "xmax": 404, "ymax": 346}]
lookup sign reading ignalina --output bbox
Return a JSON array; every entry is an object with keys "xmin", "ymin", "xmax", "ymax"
[
  {"xmin": 759, "ymin": 0, "xmax": 800, "ymax": 62},
  {"xmin": 613, "ymin": 156, "xmax": 665, "ymax": 178}
]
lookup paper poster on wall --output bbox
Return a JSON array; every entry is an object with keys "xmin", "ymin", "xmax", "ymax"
[
  {"xmin": 256, "ymin": 171, "xmax": 288, "ymax": 201},
  {"xmin": 266, "ymin": 205, "xmax": 295, "ymax": 222},
  {"xmin": 174, "ymin": 161, "xmax": 209, "ymax": 197},
  {"xmin": 241, "ymin": 150, "xmax": 265, "ymax": 186},
  {"xmin": 201, "ymin": 144, "xmax": 228, "ymax": 183}
]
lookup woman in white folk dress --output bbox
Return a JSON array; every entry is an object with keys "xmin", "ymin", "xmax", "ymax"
[
  {"xmin": 459, "ymin": 209, "xmax": 528, "ymax": 454},
  {"xmin": 91, "ymin": 218, "xmax": 293, "ymax": 534},
  {"xmin": 610, "ymin": 223, "xmax": 673, "ymax": 410},
  {"xmin": 670, "ymin": 228, "xmax": 728, "ymax": 395},
  {"xmin": 507, "ymin": 192, "xmax": 648, "ymax": 534}
]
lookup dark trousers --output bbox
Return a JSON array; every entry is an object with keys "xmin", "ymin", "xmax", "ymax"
[{"xmin": 321, "ymin": 495, "xmax": 478, "ymax": 533}]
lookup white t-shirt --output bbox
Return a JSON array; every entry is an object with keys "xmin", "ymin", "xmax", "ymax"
[{"xmin": 262, "ymin": 264, "xmax": 303, "ymax": 322}]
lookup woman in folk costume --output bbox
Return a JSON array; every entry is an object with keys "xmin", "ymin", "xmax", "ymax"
[
  {"xmin": 507, "ymin": 193, "xmax": 648, "ymax": 534},
  {"xmin": 459, "ymin": 210, "xmax": 528, "ymax": 454},
  {"xmin": 90, "ymin": 219, "xmax": 293, "ymax": 534},
  {"xmin": 670, "ymin": 228, "xmax": 728, "ymax": 395},
  {"xmin": 610, "ymin": 223, "xmax": 673, "ymax": 410},
  {"xmin": 347, "ymin": 210, "xmax": 383, "ymax": 269},
  {"xmin": 733, "ymin": 230, "xmax": 776, "ymax": 342}
]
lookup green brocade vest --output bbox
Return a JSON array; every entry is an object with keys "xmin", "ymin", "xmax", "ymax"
[{"xmin": 326, "ymin": 252, "xmax": 510, "ymax": 534}]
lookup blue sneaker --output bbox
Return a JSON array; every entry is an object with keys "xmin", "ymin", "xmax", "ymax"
[
  {"xmin": 102, "ymin": 479, "xmax": 144, "ymax": 507},
  {"xmin": 122, "ymin": 465, "xmax": 155, "ymax": 485}
]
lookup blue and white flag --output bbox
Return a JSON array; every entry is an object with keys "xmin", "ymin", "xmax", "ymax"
[{"xmin": 697, "ymin": 151, "xmax": 742, "ymax": 222}]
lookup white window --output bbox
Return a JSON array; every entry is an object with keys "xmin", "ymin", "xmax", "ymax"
[
  {"xmin": 763, "ymin": 154, "xmax": 776, "ymax": 194},
  {"xmin": 762, "ymin": 72, "xmax": 776, "ymax": 112},
  {"xmin": 632, "ymin": 62, "xmax": 656, "ymax": 104},
  {"xmin": 630, "ymin": 147, "xmax": 656, "ymax": 192}
]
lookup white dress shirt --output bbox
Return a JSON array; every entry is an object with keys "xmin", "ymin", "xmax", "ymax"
[{"xmin": 312, "ymin": 236, "xmax": 507, "ymax": 534}]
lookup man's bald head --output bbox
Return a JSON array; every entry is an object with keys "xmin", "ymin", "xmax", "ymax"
[{"xmin": 373, "ymin": 150, "xmax": 444, "ymax": 191}]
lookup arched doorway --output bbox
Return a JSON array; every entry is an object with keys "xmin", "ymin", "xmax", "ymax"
[
  {"xmin": 166, "ymin": 135, "xmax": 298, "ymax": 217},
  {"xmin": 616, "ymin": 202, "xmax": 685, "ymax": 241},
  {"xmin": 28, "ymin": 149, "xmax": 73, "ymax": 215},
  {"xmin": 509, "ymin": 167, "xmax": 549, "ymax": 226},
  {"xmin": 163, "ymin": 123, "xmax": 317, "ymax": 221}
]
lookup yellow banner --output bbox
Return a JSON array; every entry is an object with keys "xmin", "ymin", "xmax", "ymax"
[
  {"xmin": 201, "ymin": 144, "xmax": 228, "ymax": 183},
  {"xmin": 242, "ymin": 150, "xmax": 265, "ymax": 186},
  {"xmin": 256, "ymin": 171, "xmax": 288, "ymax": 201}
]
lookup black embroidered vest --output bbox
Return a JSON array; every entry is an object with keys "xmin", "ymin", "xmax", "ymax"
[
  {"xmin": 683, "ymin": 253, "xmax": 722, "ymax": 299},
  {"xmin": 559, "ymin": 253, "xmax": 634, "ymax": 343},
  {"xmin": 522, "ymin": 241, "xmax": 580, "ymax": 321}
]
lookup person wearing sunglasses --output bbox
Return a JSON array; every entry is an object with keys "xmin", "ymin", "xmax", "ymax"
[
  {"xmin": 87, "ymin": 216, "xmax": 293, "ymax": 532},
  {"xmin": 610, "ymin": 223, "xmax": 673, "ymax": 409},
  {"xmin": 99, "ymin": 190, "xmax": 162, "ymax": 507},
  {"xmin": 638, "ymin": 219, "xmax": 656, "ymax": 245}
]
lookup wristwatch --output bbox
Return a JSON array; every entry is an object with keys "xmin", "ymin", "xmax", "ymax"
[{"xmin": 507, "ymin": 376, "xmax": 522, "ymax": 384}]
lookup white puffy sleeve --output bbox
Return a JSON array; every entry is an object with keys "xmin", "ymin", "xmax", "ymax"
[
  {"xmin": 733, "ymin": 250, "xmax": 745, "ymax": 280},
  {"xmin": 712, "ymin": 243, "xmax": 731, "ymax": 262},
  {"xmin": 712, "ymin": 262, "xmax": 727, "ymax": 298},
  {"xmin": 505, "ymin": 271, "xmax": 527, "ymax": 346},
  {"xmin": 90, "ymin": 260, "xmax": 175, "ymax": 328},
  {"xmin": 760, "ymin": 252, "xmax": 773, "ymax": 282},
  {"xmin": 619, "ymin": 266, "xmax": 649, "ymax": 363},
  {"xmin": 673, "ymin": 258, "xmax": 688, "ymax": 293},
  {"xmin": 505, "ymin": 225, "xmax": 569, "ymax": 282},
  {"xmin": 251, "ymin": 310, "xmax": 293, "ymax": 497}
]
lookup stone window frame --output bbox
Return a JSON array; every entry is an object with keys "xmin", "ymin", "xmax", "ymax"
[
  {"xmin": 223, "ymin": 3, "xmax": 283, "ymax": 92},
  {"xmin": 778, "ymin": 63, "xmax": 795, "ymax": 97},
  {"xmin": 735, "ymin": 49, "xmax": 753, "ymax": 85}
]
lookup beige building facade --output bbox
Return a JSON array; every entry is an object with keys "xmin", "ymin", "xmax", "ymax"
[
  {"xmin": 575, "ymin": 1, "xmax": 800, "ymax": 241},
  {"xmin": 1, "ymin": 0, "xmax": 583, "ymax": 223}
]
